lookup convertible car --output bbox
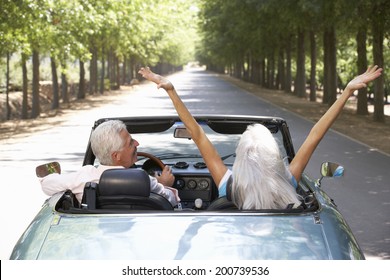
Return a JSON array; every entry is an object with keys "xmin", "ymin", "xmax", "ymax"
[{"xmin": 10, "ymin": 115, "xmax": 364, "ymax": 260}]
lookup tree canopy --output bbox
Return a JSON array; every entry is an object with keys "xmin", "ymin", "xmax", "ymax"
[
  {"xmin": 196, "ymin": 0, "xmax": 389, "ymax": 121},
  {"xmin": 1, "ymin": 0, "xmax": 388, "ymax": 122}
]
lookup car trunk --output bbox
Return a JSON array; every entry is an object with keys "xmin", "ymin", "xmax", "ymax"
[{"xmin": 38, "ymin": 213, "xmax": 331, "ymax": 260}]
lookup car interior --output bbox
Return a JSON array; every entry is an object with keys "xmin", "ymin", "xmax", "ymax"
[
  {"xmin": 55, "ymin": 163, "xmax": 319, "ymax": 214},
  {"xmin": 53, "ymin": 116, "xmax": 320, "ymax": 214}
]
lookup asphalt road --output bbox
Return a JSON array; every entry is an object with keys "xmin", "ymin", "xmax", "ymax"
[{"xmin": 0, "ymin": 67, "xmax": 388, "ymax": 260}]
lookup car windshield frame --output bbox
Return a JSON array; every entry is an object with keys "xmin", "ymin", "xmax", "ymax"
[{"xmin": 82, "ymin": 115, "xmax": 295, "ymax": 166}]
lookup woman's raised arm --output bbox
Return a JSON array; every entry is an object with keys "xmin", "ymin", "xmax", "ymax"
[
  {"xmin": 138, "ymin": 67, "xmax": 228, "ymax": 186},
  {"xmin": 289, "ymin": 65, "xmax": 383, "ymax": 182}
]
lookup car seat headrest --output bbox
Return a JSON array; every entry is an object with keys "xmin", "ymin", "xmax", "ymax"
[{"xmin": 98, "ymin": 168, "xmax": 150, "ymax": 197}]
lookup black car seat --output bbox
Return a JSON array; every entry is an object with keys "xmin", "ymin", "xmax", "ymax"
[
  {"xmin": 207, "ymin": 175, "xmax": 237, "ymax": 210},
  {"xmin": 81, "ymin": 168, "xmax": 173, "ymax": 210}
]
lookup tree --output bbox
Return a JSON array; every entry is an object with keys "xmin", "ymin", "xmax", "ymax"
[
  {"xmin": 25, "ymin": 0, "xmax": 53, "ymax": 118},
  {"xmin": 300, "ymin": 0, "xmax": 323, "ymax": 102},
  {"xmin": 31, "ymin": 50, "xmax": 40, "ymax": 118},
  {"xmin": 355, "ymin": 1, "xmax": 369, "ymax": 115},
  {"xmin": 2, "ymin": 0, "xmax": 387, "ymax": 122},
  {"xmin": 321, "ymin": 1, "xmax": 339, "ymax": 107},
  {"xmin": 5, "ymin": 52, "xmax": 11, "ymax": 120},
  {"xmin": 370, "ymin": 0, "xmax": 388, "ymax": 122},
  {"xmin": 294, "ymin": 28, "xmax": 306, "ymax": 98},
  {"xmin": 309, "ymin": 30, "xmax": 317, "ymax": 102},
  {"xmin": 21, "ymin": 54, "xmax": 29, "ymax": 119},
  {"xmin": 0, "ymin": 0, "xmax": 28, "ymax": 119},
  {"xmin": 50, "ymin": 57, "xmax": 60, "ymax": 109},
  {"xmin": 78, "ymin": 60, "xmax": 86, "ymax": 99}
]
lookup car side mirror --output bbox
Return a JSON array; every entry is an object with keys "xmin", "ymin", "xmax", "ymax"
[
  {"xmin": 36, "ymin": 162, "xmax": 61, "ymax": 178},
  {"xmin": 321, "ymin": 162, "xmax": 344, "ymax": 178},
  {"xmin": 317, "ymin": 162, "xmax": 344, "ymax": 186}
]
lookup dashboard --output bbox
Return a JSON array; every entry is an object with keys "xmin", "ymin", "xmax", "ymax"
[{"xmin": 168, "ymin": 161, "xmax": 220, "ymax": 209}]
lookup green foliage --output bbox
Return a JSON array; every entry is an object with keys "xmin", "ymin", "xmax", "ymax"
[
  {"xmin": 0, "ymin": 0, "xmax": 199, "ymax": 78},
  {"xmin": 197, "ymin": 0, "xmax": 389, "ymax": 74},
  {"xmin": 1, "ymin": 0, "xmax": 389, "ymax": 120},
  {"xmin": 195, "ymin": 0, "xmax": 389, "ymax": 121}
]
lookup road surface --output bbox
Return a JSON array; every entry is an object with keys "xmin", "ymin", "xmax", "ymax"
[{"xmin": 0, "ymin": 67, "xmax": 388, "ymax": 260}]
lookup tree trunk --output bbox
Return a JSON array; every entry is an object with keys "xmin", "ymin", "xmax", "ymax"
[
  {"xmin": 327, "ymin": 26, "xmax": 337, "ymax": 107},
  {"xmin": 356, "ymin": 27, "xmax": 368, "ymax": 115},
  {"xmin": 109, "ymin": 49, "xmax": 117, "ymax": 90},
  {"xmin": 31, "ymin": 50, "xmax": 40, "ymax": 118},
  {"xmin": 322, "ymin": 30, "xmax": 329, "ymax": 104},
  {"xmin": 129, "ymin": 56, "xmax": 135, "ymax": 82},
  {"xmin": 294, "ymin": 29, "xmax": 306, "ymax": 98},
  {"xmin": 285, "ymin": 37, "xmax": 292, "ymax": 93},
  {"xmin": 277, "ymin": 48, "xmax": 285, "ymax": 90},
  {"xmin": 251, "ymin": 59, "xmax": 260, "ymax": 85},
  {"xmin": 100, "ymin": 46, "xmax": 105, "ymax": 94},
  {"xmin": 22, "ymin": 53, "xmax": 28, "ymax": 119},
  {"xmin": 6, "ymin": 52, "xmax": 11, "ymax": 120},
  {"xmin": 260, "ymin": 58, "xmax": 266, "ymax": 88},
  {"xmin": 89, "ymin": 47, "xmax": 98, "ymax": 94},
  {"xmin": 309, "ymin": 30, "xmax": 317, "ymax": 102},
  {"xmin": 78, "ymin": 60, "xmax": 85, "ymax": 99},
  {"xmin": 234, "ymin": 61, "xmax": 241, "ymax": 79},
  {"xmin": 60, "ymin": 58, "xmax": 69, "ymax": 104},
  {"xmin": 107, "ymin": 49, "xmax": 112, "ymax": 91},
  {"xmin": 372, "ymin": 6, "xmax": 385, "ymax": 122},
  {"xmin": 267, "ymin": 55, "xmax": 275, "ymax": 89},
  {"xmin": 323, "ymin": 27, "xmax": 337, "ymax": 106},
  {"xmin": 116, "ymin": 56, "xmax": 120, "ymax": 89},
  {"xmin": 61, "ymin": 71, "xmax": 69, "ymax": 104},
  {"xmin": 122, "ymin": 56, "xmax": 127, "ymax": 85},
  {"xmin": 51, "ymin": 57, "xmax": 59, "ymax": 109}
]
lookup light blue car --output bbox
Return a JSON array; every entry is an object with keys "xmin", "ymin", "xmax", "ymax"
[{"xmin": 10, "ymin": 115, "xmax": 363, "ymax": 260}]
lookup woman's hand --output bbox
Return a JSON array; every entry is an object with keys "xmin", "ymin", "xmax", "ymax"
[
  {"xmin": 290, "ymin": 64, "xmax": 382, "ymax": 183},
  {"xmin": 138, "ymin": 67, "xmax": 174, "ymax": 91},
  {"xmin": 345, "ymin": 65, "xmax": 382, "ymax": 93}
]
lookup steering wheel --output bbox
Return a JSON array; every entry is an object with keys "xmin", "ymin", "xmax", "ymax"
[{"xmin": 137, "ymin": 152, "xmax": 165, "ymax": 171}]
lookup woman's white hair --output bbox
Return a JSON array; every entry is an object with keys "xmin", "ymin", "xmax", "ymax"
[
  {"xmin": 232, "ymin": 124, "xmax": 301, "ymax": 209},
  {"xmin": 90, "ymin": 120, "xmax": 127, "ymax": 165}
]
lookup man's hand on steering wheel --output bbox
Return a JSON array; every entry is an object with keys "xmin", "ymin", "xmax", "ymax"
[
  {"xmin": 155, "ymin": 165, "xmax": 175, "ymax": 187},
  {"xmin": 137, "ymin": 152, "xmax": 175, "ymax": 186}
]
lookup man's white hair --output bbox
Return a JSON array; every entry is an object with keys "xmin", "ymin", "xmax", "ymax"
[
  {"xmin": 232, "ymin": 124, "xmax": 301, "ymax": 209},
  {"xmin": 90, "ymin": 120, "xmax": 127, "ymax": 165}
]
